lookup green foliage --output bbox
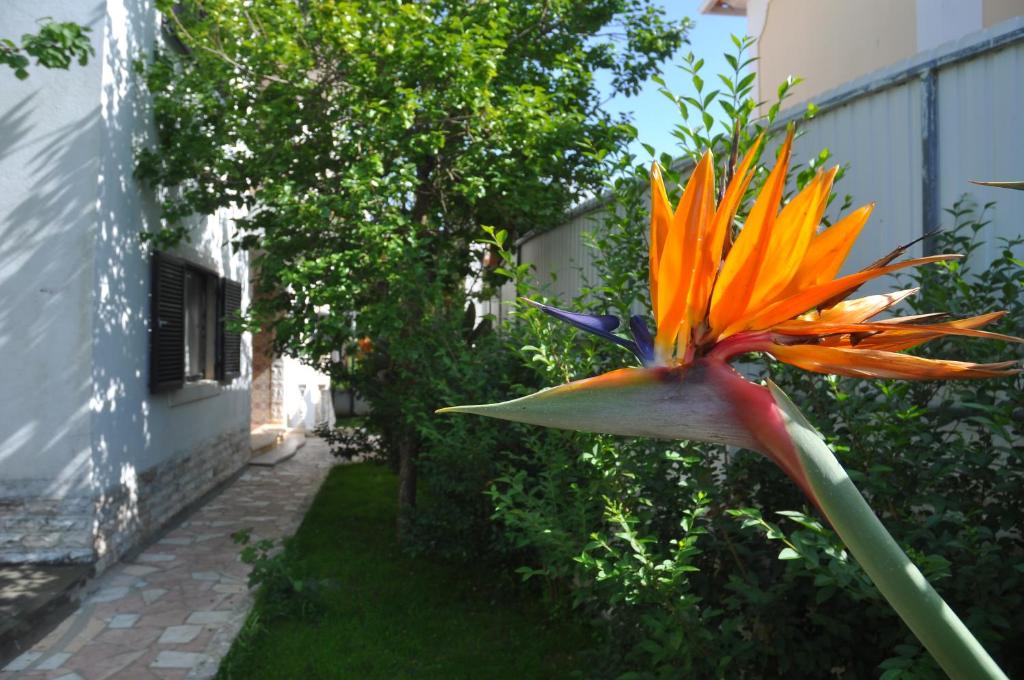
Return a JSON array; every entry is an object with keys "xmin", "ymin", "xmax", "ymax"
[
  {"xmin": 487, "ymin": 206, "xmax": 1023, "ymax": 677},
  {"xmin": 218, "ymin": 464, "xmax": 594, "ymax": 679},
  {"xmin": 138, "ymin": 0, "xmax": 689, "ymax": 245},
  {"xmin": 761, "ymin": 200, "xmax": 1024, "ymax": 677},
  {"xmin": 135, "ymin": 0, "xmax": 689, "ymax": 536},
  {"xmin": 1, "ymin": 19, "xmax": 93, "ymax": 80},
  {"xmin": 231, "ymin": 528, "xmax": 327, "ymax": 622},
  {"xmin": 313, "ymin": 421, "xmax": 381, "ymax": 461}
]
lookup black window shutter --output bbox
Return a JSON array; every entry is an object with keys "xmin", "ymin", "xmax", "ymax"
[
  {"xmin": 150, "ymin": 251, "xmax": 185, "ymax": 392},
  {"xmin": 218, "ymin": 277, "xmax": 242, "ymax": 381}
]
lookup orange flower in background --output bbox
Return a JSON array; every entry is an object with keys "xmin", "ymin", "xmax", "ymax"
[
  {"xmin": 441, "ymin": 128, "xmax": 1021, "ymax": 451},
  {"xmin": 441, "ymin": 126, "xmax": 1021, "ymax": 484},
  {"xmin": 638, "ymin": 128, "xmax": 1019, "ymax": 378},
  {"xmin": 357, "ymin": 336, "xmax": 373, "ymax": 355}
]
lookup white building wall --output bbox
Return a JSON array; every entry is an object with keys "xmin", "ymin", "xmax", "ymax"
[
  {"xmin": 280, "ymin": 356, "xmax": 331, "ymax": 431},
  {"xmin": 90, "ymin": 0, "xmax": 250, "ymax": 497},
  {"xmin": 0, "ymin": 1, "xmax": 106, "ymax": 561},
  {"xmin": 1, "ymin": 0, "xmax": 253, "ymax": 565}
]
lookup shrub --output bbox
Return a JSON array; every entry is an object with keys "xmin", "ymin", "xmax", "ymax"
[
  {"xmin": 314, "ymin": 421, "xmax": 382, "ymax": 461},
  {"xmin": 485, "ymin": 181, "xmax": 1022, "ymax": 680},
  {"xmin": 401, "ymin": 38, "xmax": 1024, "ymax": 679},
  {"xmin": 231, "ymin": 529, "xmax": 329, "ymax": 623}
]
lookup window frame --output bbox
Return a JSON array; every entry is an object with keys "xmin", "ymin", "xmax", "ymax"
[{"xmin": 150, "ymin": 250, "xmax": 243, "ymax": 394}]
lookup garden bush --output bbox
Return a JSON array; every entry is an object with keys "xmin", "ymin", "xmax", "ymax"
[
  {"xmin": 477, "ymin": 188, "xmax": 1023, "ymax": 680},
  {"xmin": 409, "ymin": 42, "xmax": 1024, "ymax": 678}
]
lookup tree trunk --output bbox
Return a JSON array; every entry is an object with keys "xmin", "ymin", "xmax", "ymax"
[
  {"xmin": 394, "ymin": 168, "xmax": 432, "ymax": 539},
  {"xmin": 396, "ymin": 434, "xmax": 417, "ymax": 538}
]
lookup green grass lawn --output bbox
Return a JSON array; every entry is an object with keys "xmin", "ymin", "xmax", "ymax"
[{"xmin": 217, "ymin": 463, "xmax": 591, "ymax": 679}]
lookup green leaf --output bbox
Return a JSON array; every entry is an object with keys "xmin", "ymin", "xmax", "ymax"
[
  {"xmin": 970, "ymin": 180, "xmax": 1024, "ymax": 191},
  {"xmin": 439, "ymin": 365, "xmax": 759, "ymax": 450},
  {"xmin": 778, "ymin": 547, "xmax": 801, "ymax": 560}
]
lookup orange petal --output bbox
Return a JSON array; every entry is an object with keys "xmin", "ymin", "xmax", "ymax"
[
  {"xmin": 731, "ymin": 254, "xmax": 961, "ymax": 336},
  {"xmin": 768, "ymin": 343, "xmax": 1021, "ymax": 380},
  {"xmin": 690, "ymin": 135, "xmax": 763, "ymax": 328},
  {"xmin": 655, "ymin": 151, "xmax": 715, "ymax": 359},
  {"xmin": 649, "ymin": 162, "xmax": 673, "ymax": 320},
  {"xmin": 812, "ymin": 312, "xmax": 954, "ymax": 347},
  {"xmin": 816, "ymin": 288, "xmax": 920, "ymax": 323},
  {"xmin": 683, "ymin": 152, "xmax": 718, "ymax": 343},
  {"xmin": 874, "ymin": 310, "xmax": 1007, "ymax": 332},
  {"xmin": 870, "ymin": 312, "xmax": 956, "ymax": 325},
  {"xmin": 709, "ymin": 128, "xmax": 794, "ymax": 336},
  {"xmin": 771, "ymin": 317, "xmax": 1022, "ymax": 345},
  {"xmin": 784, "ymin": 204, "xmax": 875, "ymax": 296},
  {"xmin": 850, "ymin": 312, "xmax": 1013, "ymax": 351},
  {"xmin": 818, "ymin": 231, "xmax": 936, "ymax": 310},
  {"xmin": 750, "ymin": 167, "xmax": 838, "ymax": 310}
]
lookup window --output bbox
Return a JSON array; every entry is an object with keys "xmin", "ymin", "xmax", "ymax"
[
  {"xmin": 184, "ymin": 268, "xmax": 215, "ymax": 380},
  {"xmin": 150, "ymin": 251, "xmax": 242, "ymax": 393}
]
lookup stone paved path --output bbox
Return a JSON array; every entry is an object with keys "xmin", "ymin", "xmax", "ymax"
[{"xmin": 2, "ymin": 439, "xmax": 335, "ymax": 679}]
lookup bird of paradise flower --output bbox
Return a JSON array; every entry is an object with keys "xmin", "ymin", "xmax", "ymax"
[{"xmin": 440, "ymin": 129, "xmax": 1019, "ymax": 679}]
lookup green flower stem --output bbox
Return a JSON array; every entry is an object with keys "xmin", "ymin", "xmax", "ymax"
[{"xmin": 768, "ymin": 382, "xmax": 1008, "ymax": 680}]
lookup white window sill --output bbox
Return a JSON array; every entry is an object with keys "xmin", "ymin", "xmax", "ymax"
[{"xmin": 169, "ymin": 380, "xmax": 222, "ymax": 407}]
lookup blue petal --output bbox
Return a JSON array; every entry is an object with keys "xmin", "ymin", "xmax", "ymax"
[
  {"xmin": 629, "ymin": 315, "xmax": 656, "ymax": 366},
  {"xmin": 521, "ymin": 298, "xmax": 644, "ymax": 362}
]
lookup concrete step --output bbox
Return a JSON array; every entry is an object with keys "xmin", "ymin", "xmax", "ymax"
[
  {"xmin": 249, "ymin": 432, "xmax": 307, "ymax": 467},
  {"xmin": 250, "ymin": 432, "xmax": 280, "ymax": 455},
  {"xmin": 250, "ymin": 426, "xmax": 289, "ymax": 456}
]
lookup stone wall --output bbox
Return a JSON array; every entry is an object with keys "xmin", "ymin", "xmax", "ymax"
[
  {"xmin": 0, "ymin": 496, "xmax": 94, "ymax": 564},
  {"xmin": 270, "ymin": 357, "xmax": 286, "ymax": 424},
  {"xmin": 251, "ymin": 328, "xmax": 289, "ymax": 429},
  {"xmin": 92, "ymin": 427, "xmax": 250, "ymax": 570},
  {"xmin": 251, "ymin": 326, "xmax": 275, "ymax": 428},
  {"xmin": 0, "ymin": 428, "xmax": 249, "ymax": 568}
]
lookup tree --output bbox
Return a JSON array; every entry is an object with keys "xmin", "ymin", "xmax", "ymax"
[
  {"xmin": 2, "ymin": 19, "xmax": 93, "ymax": 79},
  {"xmin": 136, "ymin": 0, "xmax": 689, "ymax": 532}
]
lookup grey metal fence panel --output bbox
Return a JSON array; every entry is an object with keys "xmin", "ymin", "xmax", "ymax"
[
  {"xmin": 518, "ymin": 205, "xmax": 609, "ymax": 304},
  {"xmin": 936, "ymin": 42, "xmax": 1024, "ymax": 267}
]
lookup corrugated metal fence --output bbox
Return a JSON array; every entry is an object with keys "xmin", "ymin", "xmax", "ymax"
[{"xmin": 495, "ymin": 17, "xmax": 1024, "ymax": 312}]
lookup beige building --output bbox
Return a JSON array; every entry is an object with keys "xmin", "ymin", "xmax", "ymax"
[{"xmin": 702, "ymin": 0, "xmax": 1024, "ymax": 110}]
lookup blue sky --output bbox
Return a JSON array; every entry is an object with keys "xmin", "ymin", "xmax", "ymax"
[{"xmin": 597, "ymin": 1, "xmax": 746, "ymax": 161}]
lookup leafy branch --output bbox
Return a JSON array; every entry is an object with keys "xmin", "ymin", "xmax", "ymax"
[{"xmin": 1, "ymin": 19, "xmax": 93, "ymax": 80}]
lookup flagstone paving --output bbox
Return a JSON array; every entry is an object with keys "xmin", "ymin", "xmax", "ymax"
[{"xmin": 2, "ymin": 438, "xmax": 335, "ymax": 679}]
